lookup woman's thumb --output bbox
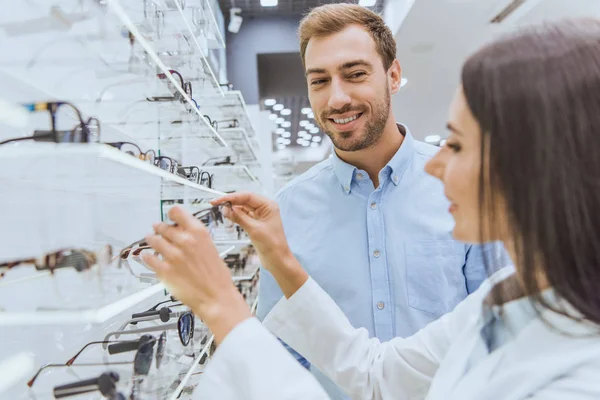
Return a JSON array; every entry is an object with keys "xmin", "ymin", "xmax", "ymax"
[{"xmin": 225, "ymin": 206, "xmax": 255, "ymax": 231}]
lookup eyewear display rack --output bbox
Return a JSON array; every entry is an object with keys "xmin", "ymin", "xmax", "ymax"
[{"xmin": 0, "ymin": 0, "xmax": 261, "ymax": 398}]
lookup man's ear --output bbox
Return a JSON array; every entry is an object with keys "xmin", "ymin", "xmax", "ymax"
[{"xmin": 388, "ymin": 59, "xmax": 402, "ymax": 94}]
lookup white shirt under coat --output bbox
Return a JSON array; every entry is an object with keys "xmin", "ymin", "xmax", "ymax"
[{"xmin": 193, "ymin": 267, "xmax": 600, "ymax": 399}]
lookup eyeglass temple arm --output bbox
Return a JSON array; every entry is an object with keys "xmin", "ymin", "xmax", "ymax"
[
  {"xmin": 116, "ymin": 309, "xmax": 188, "ymax": 335},
  {"xmin": 66, "ymin": 340, "xmax": 127, "ymax": 366},
  {"xmin": 27, "ymin": 362, "xmax": 132, "ymax": 387},
  {"xmin": 102, "ymin": 323, "xmax": 178, "ymax": 348}
]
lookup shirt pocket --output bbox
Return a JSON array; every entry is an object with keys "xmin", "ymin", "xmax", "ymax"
[{"xmin": 405, "ymin": 240, "xmax": 466, "ymax": 318}]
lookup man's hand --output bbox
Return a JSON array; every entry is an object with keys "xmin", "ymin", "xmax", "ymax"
[
  {"xmin": 142, "ymin": 206, "xmax": 251, "ymax": 344},
  {"xmin": 212, "ymin": 192, "xmax": 309, "ymax": 299}
]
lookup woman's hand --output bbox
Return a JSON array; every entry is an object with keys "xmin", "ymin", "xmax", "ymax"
[
  {"xmin": 212, "ymin": 192, "xmax": 309, "ymax": 299},
  {"xmin": 142, "ymin": 206, "xmax": 251, "ymax": 344},
  {"xmin": 211, "ymin": 192, "xmax": 290, "ymax": 272}
]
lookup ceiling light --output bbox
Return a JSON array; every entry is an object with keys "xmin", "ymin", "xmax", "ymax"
[
  {"xmin": 312, "ymin": 136, "xmax": 322, "ymax": 142},
  {"xmin": 297, "ymin": 130, "xmax": 307, "ymax": 136},
  {"xmin": 283, "ymin": 138, "xmax": 291, "ymax": 145},
  {"xmin": 296, "ymin": 138, "xmax": 305, "ymax": 145},
  {"xmin": 275, "ymin": 128, "xmax": 285, "ymax": 134},
  {"xmin": 282, "ymin": 132, "xmax": 291, "ymax": 138},
  {"xmin": 439, "ymin": 139, "xmax": 447, "ymax": 147},
  {"xmin": 276, "ymin": 117, "xmax": 285, "ymax": 124},
  {"xmin": 299, "ymin": 120, "xmax": 309, "ymax": 127},
  {"xmin": 308, "ymin": 112, "xmax": 314, "ymax": 119},
  {"xmin": 305, "ymin": 123, "xmax": 314, "ymax": 129},
  {"xmin": 273, "ymin": 104, "xmax": 284, "ymax": 111},
  {"xmin": 424, "ymin": 134, "xmax": 442, "ymax": 145},
  {"xmin": 261, "ymin": 0, "xmax": 278, "ymax": 6},
  {"xmin": 281, "ymin": 121, "xmax": 291, "ymax": 128},
  {"xmin": 280, "ymin": 108, "xmax": 291, "ymax": 116},
  {"xmin": 301, "ymin": 141, "xmax": 310, "ymax": 147},
  {"xmin": 359, "ymin": 0, "xmax": 377, "ymax": 6},
  {"xmin": 301, "ymin": 107, "xmax": 312, "ymax": 114},
  {"xmin": 269, "ymin": 113, "xmax": 278, "ymax": 120},
  {"xmin": 276, "ymin": 137, "xmax": 286, "ymax": 144},
  {"xmin": 310, "ymin": 142, "xmax": 319, "ymax": 148},
  {"xmin": 277, "ymin": 144, "xmax": 286, "ymax": 150},
  {"xmin": 264, "ymin": 99, "xmax": 276, "ymax": 106},
  {"xmin": 309, "ymin": 128, "xmax": 319, "ymax": 134},
  {"xmin": 400, "ymin": 78, "xmax": 408, "ymax": 87}
]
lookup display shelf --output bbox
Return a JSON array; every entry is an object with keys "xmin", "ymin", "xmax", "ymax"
[
  {"xmin": 196, "ymin": 91, "xmax": 257, "ymax": 137},
  {"xmin": 169, "ymin": 334, "xmax": 215, "ymax": 400},
  {"xmin": 200, "ymin": 165, "xmax": 260, "ymax": 192},
  {"xmin": 0, "ymin": 247, "xmax": 235, "ymax": 327},
  {"xmin": 218, "ymin": 128, "xmax": 260, "ymax": 164},
  {"xmin": 0, "ymin": 0, "xmax": 228, "ymax": 147},
  {"xmin": 232, "ymin": 263, "xmax": 260, "ymax": 282},
  {"xmin": 0, "ymin": 353, "xmax": 35, "ymax": 396},
  {"xmin": 0, "ymin": 143, "xmax": 225, "ymax": 198}
]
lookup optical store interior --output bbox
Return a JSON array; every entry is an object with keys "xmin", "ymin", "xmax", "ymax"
[{"xmin": 0, "ymin": 0, "xmax": 599, "ymax": 399}]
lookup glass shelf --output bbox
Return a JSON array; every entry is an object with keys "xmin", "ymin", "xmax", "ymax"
[
  {"xmin": 200, "ymin": 165, "xmax": 260, "ymax": 192},
  {"xmin": 196, "ymin": 91, "xmax": 257, "ymax": 137},
  {"xmin": 217, "ymin": 128, "xmax": 259, "ymax": 164}
]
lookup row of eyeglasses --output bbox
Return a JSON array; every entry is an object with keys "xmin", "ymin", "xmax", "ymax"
[{"xmin": 0, "ymin": 101, "xmax": 241, "ymax": 189}]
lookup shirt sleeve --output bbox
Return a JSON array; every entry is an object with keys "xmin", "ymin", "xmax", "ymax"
[
  {"xmin": 264, "ymin": 277, "xmax": 487, "ymax": 400},
  {"xmin": 193, "ymin": 318, "xmax": 329, "ymax": 400}
]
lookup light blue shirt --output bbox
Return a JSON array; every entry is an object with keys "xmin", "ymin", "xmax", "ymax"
[{"xmin": 257, "ymin": 125, "xmax": 508, "ymax": 398}]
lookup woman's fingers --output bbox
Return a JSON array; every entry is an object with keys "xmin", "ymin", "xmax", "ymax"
[
  {"xmin": 153, "ymin": 222, "xmax": 187, "ymax": 245},
  {"xmin": 224, "ymin": 206, "xmax": 254, "ymax": 230},
  {"xmin": 141, "ymin": 253, "xmax": 170, "ymax": 275},
  {"xmin": 167, "ymin": 206, "xmax": 201, "ymax": 231},
  {"xmin": 211, "ymin": 192, "xmax": 266, "ymax": 210},
  {"xmin": 145, "ymin": 234, "xmax": 183, "ymax": 262}
]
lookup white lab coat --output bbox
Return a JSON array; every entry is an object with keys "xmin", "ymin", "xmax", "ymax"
[{"xmin": 193, "ymin": 268, "xmax": 600, "ymax": 399}]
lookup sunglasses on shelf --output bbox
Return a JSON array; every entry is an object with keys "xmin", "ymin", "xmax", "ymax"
[
  {"xmin": 65, "ymin": 332, "xmax": 166, "ymax": 369},
  {"xmin": 29, "ymin": 333, "xmax": 165, "ymax": 389},
  {"xmin": 106, "ymin": 142, "xmax": 156, "ymax": 164},
  {"xmin": 0, "ymin": 102, "xmax": 100, "ymax": 146},
  {"xmin": 53, "ymin": 371, "xmax": 125, "ymax": 400},
  {"xmin": 0, "ymin": 245, "xmax": 112, "ymax": 278},
  {"xmin": 103, "ymin": 311, "xmax": 195, "ymax": 347}
]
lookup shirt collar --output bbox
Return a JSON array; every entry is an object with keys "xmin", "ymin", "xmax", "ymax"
[{"xmin": 330, "ymin": 124, "xmax": 414, "ymax": 194}]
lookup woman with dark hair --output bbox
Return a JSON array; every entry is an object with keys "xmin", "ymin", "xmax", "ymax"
[{"xmin": 144, "ymin": 18, "xmax": 600, "ymax": 399}]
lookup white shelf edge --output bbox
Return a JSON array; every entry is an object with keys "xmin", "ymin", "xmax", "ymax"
[
  {"xmin": 0, "ymin": 283, "xmax": 165, "ymax": 326},
  {"xmin": 168, "ymin": 334, "xmax": 215, "ymax": 400},
  {"xmin": 213, "ymin": 239, "xmax": 251, "ymax": 246},
  {"xmin": 108, "ymin": 0, "xmax": 228, "ymax": 148},
  {"xmin": 0, "ymin": 246, "xmax": 237, "ymax": 326},
  {"xmin": 0, "ymin": 352, "xmax": 35, "ymax": 396},
  {"xmin": 0, "ymin": 144, "xmax": 226, "ymax": 197}
]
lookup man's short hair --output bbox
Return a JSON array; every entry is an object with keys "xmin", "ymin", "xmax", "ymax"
[{"xmin": 299, "ymin": 3, "xmax": 397, "ymax": 70}]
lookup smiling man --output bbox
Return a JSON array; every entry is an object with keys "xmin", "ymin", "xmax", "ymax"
[{"xmin": 257, "ymin": 4, "xmax": 504, "ymax": 399}]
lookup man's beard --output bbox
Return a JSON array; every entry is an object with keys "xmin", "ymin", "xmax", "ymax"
[{"xmin": 319, "ymin": 85, "xmax": 391, "ymax": 152}]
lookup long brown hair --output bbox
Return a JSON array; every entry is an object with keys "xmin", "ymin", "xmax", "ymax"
[{"xmin": 463, "ymin": 18, "xmax": 600, "ymax": 325}]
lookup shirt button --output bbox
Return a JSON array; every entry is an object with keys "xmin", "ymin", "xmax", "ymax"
[
  {"xmin": 393, "ymin": 175, "xmax": 399, "ymax": 183},
  {"xmin": 356, "ymin": 173, "xmax": 363, "ymax": 180},
  {"xmin": 370, "ymin": 202, "xmax": 377, "ymax": 210},
  {"xmin": 344, "ymin": 185, "xmax": 350, "ymax": 192},
  {"xmin": 373, "ymin": 250, "xmax": 381, "ymax": 258},
  {"xmin": 377, "ymin": 301, "xmax": 385, "ymax": 310}
]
